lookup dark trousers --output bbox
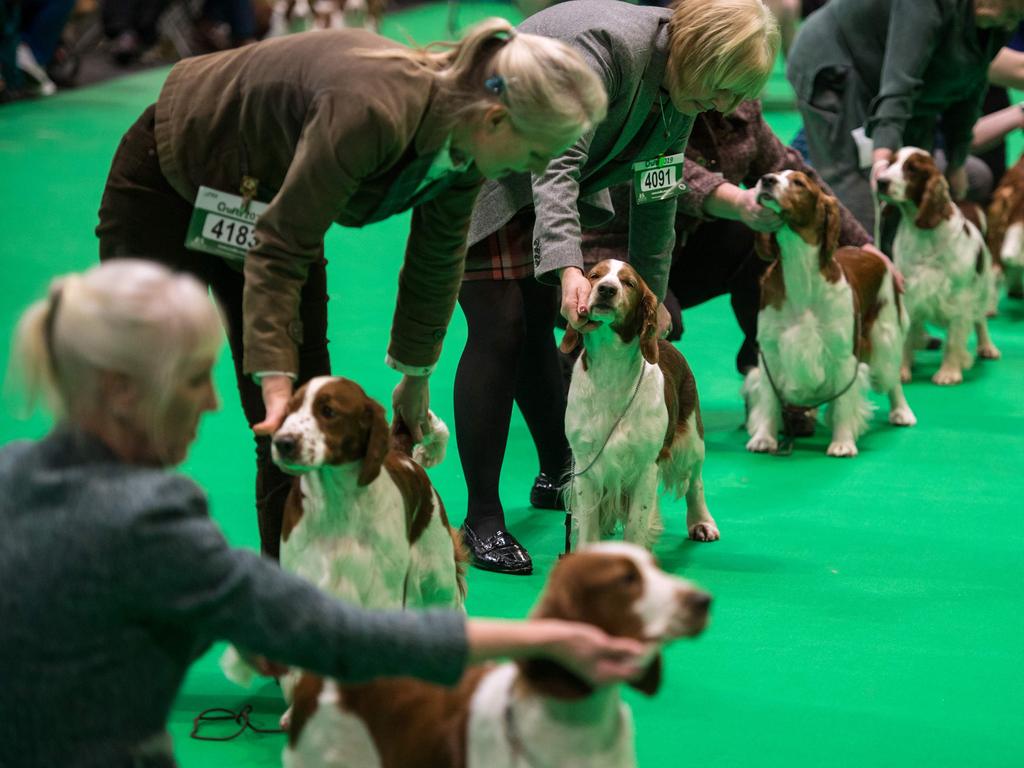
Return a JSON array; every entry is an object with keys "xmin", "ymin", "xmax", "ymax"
[
  {"xmin": 100, "ymin": 0, "xmax": 171, "ymax": 43},
  {"xmin": 96, "ymin": 105, "xmax": 331, "ymax": 558},
  {"xmin": 670, "ymin": 219, "xmax": 768, "ymax": 373},
  {"xmin": 20, "ymin": 0, "xmax": 74, "ymax": 65},
  {"xmin": 454, "ymin": 277, "xmax": 571, "ymax": 535}
]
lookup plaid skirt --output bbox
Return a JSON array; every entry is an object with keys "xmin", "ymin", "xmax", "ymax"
[
  {"xmin": 463, "ymin": 208, "xmax": 537, "ymax": 281},
  {"xmin": 463, "ymin": 208, "xmax": 631, "ymax": 282}
]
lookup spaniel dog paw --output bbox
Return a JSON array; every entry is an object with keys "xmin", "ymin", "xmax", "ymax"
[
  {"xmin": 977, "ymin": 343, "xmax": 1001, "ymax": 360},
  {"xmin": 888, "ymin": 407, "xmax": 917, "ymax": 427},
  {"xmin": 688, "ymin": 521, "xmax": 720, "ymax": 542},
  {"xmin": 932, "ymin": 366, "xmax": 964, "ymax": 385},
  {"xmin": 826, "ymin": 440, "xmax": 858, "ymax": 458},
  {"xmin": 746, "ymin": 434, "xmax": 778, "ymax": 453}
]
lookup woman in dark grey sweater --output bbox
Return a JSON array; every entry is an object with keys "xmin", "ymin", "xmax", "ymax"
[
  {"xmin": 0, "ymin": 260, "xmax": 648, "ymax": 768},
  {"xmin": 787, "ymin": 0, "xmax": 1022, "ymax": 232}
]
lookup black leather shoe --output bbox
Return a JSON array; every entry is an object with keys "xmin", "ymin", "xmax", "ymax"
[
  {"xmin": 529, "ymin": 473, "xmax": 565, "ymax": 511},
  {"xmin": 461, "ymin": 523, "xmax": 532, "ymax": 575}
]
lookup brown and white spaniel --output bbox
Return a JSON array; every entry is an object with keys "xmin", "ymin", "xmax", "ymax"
[
  {"xmin": 746, "ymin": 170, "xmax": 915, "ymax": 457},
  {"xmin": 560, "ymin": 260, "xmax": 718, "ymax": 547},
  {"xmin": 271, "ymin": 376, "xmax": 464, "ymax": 609},
  {"xmin": 876, "ymin": 147, "xmax": 1000, "ymax": 385},
  {"xmin": 222, "ymin": 377, "xmax": 465, "ymax": 704},
  {"xmin": 284, "ymin": 542, "xmax": 711, "ymax": 768},
  {"xmin": 987, "ymin": 154, "xmax": 1024, "ymax": 300}
]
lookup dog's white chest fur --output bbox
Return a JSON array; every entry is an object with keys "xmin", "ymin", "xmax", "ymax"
[
  {"xmin": 564, "ymin": 330, "xmax": 669, "ymax": 546},
  {"xmin": 566, "ymin": 355, "xmax": 668, "ymax": 486},
  {"xmin": 895, "ymin": 213, "xmax": 992, "ymax": 325},
  {"xmin": 284, "ymin": 681, "xmax": 383, "ymax": 768},
  {"xmin": 282, "ymin": 470, "xmax": 411, "ymax": 609},
  {"xmin": 757, "ymin": 230, "xmax": 858, "ymax": 402},
  {"xmin": 466, "ymin": 664, "xmax": 636, "ymax": 768}
]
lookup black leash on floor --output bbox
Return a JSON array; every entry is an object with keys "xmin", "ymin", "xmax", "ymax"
[
  {"xmin": 190, "ymin": 704, "xmax": 285, "ymax": 742},
  {"xmin": 560, "ymin": 365, "xmax": 646, "ymax": 557}
]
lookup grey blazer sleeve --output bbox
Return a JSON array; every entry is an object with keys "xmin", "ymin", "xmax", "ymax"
[
  {"xmin": 531, "ymin": 129, "xmax": 598, "ymax": 285},
  {"xmin": 528, "ymin": 21, "xmax": 623, "ymax": 285},
  {"xmin": 117, "ymin": 475, "xmax": 468, "ymax": 685},
  {"xmin": 867, "ymin": 0, "xmax": 946, "ymax": 152}
]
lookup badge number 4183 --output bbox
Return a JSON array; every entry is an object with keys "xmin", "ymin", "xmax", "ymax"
[{"xmin": 186, "ymin": 186, "xmax": 269, "ymax": 264}]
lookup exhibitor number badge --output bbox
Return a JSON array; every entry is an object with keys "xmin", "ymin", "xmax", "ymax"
[
  {"xmin": 632, "ymin": 152, "xmax": 687, "ymax": 204},
  {"xmin": 186, "ymin": 186, "xmax": 269, "ymax": 264}
]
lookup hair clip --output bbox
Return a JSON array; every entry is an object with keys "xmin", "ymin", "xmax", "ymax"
[{"xmin": 485, "ymin": 75, "xmax": 506, "ymax": 96}]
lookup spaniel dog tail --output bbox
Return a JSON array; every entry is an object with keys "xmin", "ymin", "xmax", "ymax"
[
  {"xmin": 391, "ymin": 411, "xmax": 450, "ymax": 468},
  {"xmin": 219, "ymin": 645, "xmax": 258, "ymax": 689}
]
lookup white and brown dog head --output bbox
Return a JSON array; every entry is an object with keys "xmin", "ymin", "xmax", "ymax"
[
  {"xmin": 559, "ymin": 259, "xmax": 660, "ymax": 364},
  {"xmin": 987, "ymin": 156, "xmax": 1024, "ymax": 271},
  {"xmin": 518, "ymin": 542, "xmax": 710, "ymax": 699},
  {"xmin": 271, "ymin": 376, "xmax": 389, "ymax": 486},
  {"xmin": 875, "ymin": 147, "xmax": 954, "ymax": 230},
  {"xmin": 753, "ymin": 170, "xmax": 841, "ymax": 266}
]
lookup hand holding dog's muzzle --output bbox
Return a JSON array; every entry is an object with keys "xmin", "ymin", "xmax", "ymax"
[{"xmin": 870, "ymin": 159, "xmax": 890, "ymax": 193}]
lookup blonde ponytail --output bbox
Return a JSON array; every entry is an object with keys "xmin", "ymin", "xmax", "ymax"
[
  {"xmin": 11, "ymin": 283, "xmax": 67, "ymax": 417},
  {"xmin": 8, "ymin": 261, "xmax": 222, "ymax": 430},
  {"xmin": 369, "ymin": 18, "xmax": 608, "ymax": 146}
]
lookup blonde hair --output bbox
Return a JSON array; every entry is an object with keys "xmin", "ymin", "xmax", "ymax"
[
  {"xmin": 11, "ymin": 260, "xmax": 222, "ymax": 441},
  {"xmin": 667, "ymin": 0, "xmax": 780, "ymax": 111},
  {"xmin": 377, "ymin": 18, "xmax": 608, "ymax": 145}
]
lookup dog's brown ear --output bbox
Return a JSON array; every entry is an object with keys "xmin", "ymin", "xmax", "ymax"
[
  {"xmin": 559, "ymin": 325, "xmax": 581, "ymax": 354},
  {"xmin": 754, "ymin": 232, "xmax": 780, "ymax": 262},
  {"xmin": 986, "ymin": 192, "xmax": 1009, "ymax": 256},
  {"xmin": 820, "ymin": 194, "xmax": 841, "ymax": 265},
  {"xmin": 357, "ymin": 399, "xmax": 389, "ymax": 486},
  {"xmin": 516, "ymin": 564, "xmax": 595, "ymax": 700},
  {"xmin": 639, "ymin": 288, "xmax": 660, "ymax": 366},
  {"xmin": 915, "ymin": 174, "xmax": 950, "ymax": 230},
  {"xmin": 628, "ymin": 653, "xmax": 663, "ymax": 696},
  {"xmin": 389, "ymin": 414, "xmax": 415, "ymax": 458}
]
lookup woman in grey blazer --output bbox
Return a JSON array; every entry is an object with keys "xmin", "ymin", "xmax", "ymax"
[
  {"xmin": 453, "ymin": 0, "xmax": 780, "ymax": 574},
  {"xmin": 0, "ymin": 260, "xmax": 650, "ymax": 768}
]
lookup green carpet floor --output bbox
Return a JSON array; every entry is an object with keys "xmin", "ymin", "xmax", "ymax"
[{"xmin": 2, "ymin": 4, "xmax": 1023, "ymax": 766}]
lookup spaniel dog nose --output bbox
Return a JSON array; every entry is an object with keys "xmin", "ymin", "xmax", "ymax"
[
  {"xmin": 687, "ymin": 591, "xmax": 712, "ymax": 614},
  {"xmin": 273, "ymin": 434, "xmax": 299, "ymax": 460},
  {"xmin": 760, "ymin": 174, "xmax": 777, "ymax": 188},
  {"xmin": 876, "ymin": 178, "xmax": 890, "ymax": 195},
  {"xmin": 596, "ymin": 283, "xmax": 618, "ymax": 300}
]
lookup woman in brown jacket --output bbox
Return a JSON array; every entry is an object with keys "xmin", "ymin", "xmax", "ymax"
[{"xmin": 96, "ymin": 21, "xmax": 607, "ymax": 558}]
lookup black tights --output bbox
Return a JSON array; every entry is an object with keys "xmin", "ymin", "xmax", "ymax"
[
  {"xmin": 454, "ymin": 278, "xmax": 571, "ymax": 538},
  {"xmin": 670, "ymin": 219, "xmax": 768, "ymax": 373}
]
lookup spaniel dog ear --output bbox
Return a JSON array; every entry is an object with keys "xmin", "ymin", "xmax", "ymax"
[
  {"xmin": 986, "ymin": 190, "xmax": 1010, "ymax": 255},
  {"xmin": 628, "ymin": 653, "xmax": 663, "ymax": 696},
  {"xmin": 639, "ymin": 288, "xmax": 660, "ymax": 366},
  {"xmin": 516, "ymin": 567, "xmax": 596, "ymax": 700},
  {"xmin": 819, "ymin": 193, "xmax": 841, "ymax": 267},
  {"xmin": 915, "ymin": 174, "xmax": 950, "ymax": 230},
  {"xmin": 754, "ymin": 231, "xmax": 781, "ymax": 262},
  {"xmin": 559, "ymin": 325, "xmax": 581, "ymax": 354},
  {"xmin": 357, "ymin": 399, "xmax": 389, "ymax": 487}
]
